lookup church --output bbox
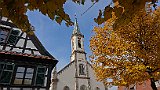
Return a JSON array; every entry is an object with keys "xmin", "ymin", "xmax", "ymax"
[{"xmin": 50, "ymin": 18, "xmax": 106, "ymax": 90}]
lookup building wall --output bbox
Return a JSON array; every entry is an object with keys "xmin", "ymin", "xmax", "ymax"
[
  {"xmin": 77, "ymin": 53, "xmax": 86, "ymax": 61},
  {"xmin": 55, "ymin": 62, "xmax": 106, "ymax": 90},
  {"xmin": 57, "ymin": 62, "xmax": 76, "ymax": 90}
]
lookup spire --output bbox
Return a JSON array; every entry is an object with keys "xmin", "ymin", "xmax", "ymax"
[{"xmin": 72, "ymin": 16, "xmax": 82, "ymax": 35}]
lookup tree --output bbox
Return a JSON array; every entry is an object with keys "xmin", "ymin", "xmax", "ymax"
[
  {"xmin": 95, "ymin": 0, "xmax": 159, "ymax": 30},
  {"xmin": 0, "ymin": 0, "xmax": 158, "ymax": 33},
  {"xmin": 90, "ymin": 8, "xmax": 160, "ymax": 90},
  {"xmin": 0, "ymin": 0, "xmax": 98, "ymax": 32}
]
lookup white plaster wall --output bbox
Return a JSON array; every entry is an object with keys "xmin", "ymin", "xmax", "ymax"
[
  {"xmin": 55, "ymin": 62, "xmax": 105, "ymax": 90},
  {"xmin": 22, "ymin": 33, "xmax": 26, "ymax": 38},
  {"xmin": 5, "ymin": 46, "xmax": 11, "ymax": 51},
  {"xmin": 71, "ymin": 51, "xmax": 85, "ymax": 62},
  {"xmin": 71, "ymin": 54, "xmax": 75, "ymax": 62},
  {"xmin": 26, "ymin": 40, "xmax": 37, "ymax": 49},
  {"xmin": 77, "ymin": 53, "xmax": 85, "ymax": 61},
  {"xmin": 0, "ymin": 46, "xmax": 3, "ymax": 50},
  {"xmin": 16, "ymin": 39, "xmax": 25, "ymax": 47},
  {"xmin": 72, "ymin": 36, "xmax": 77, "ymax": 53},
  {"xmin": 88, "ymin": 64, "xmax": 105, "ymax": 90},
  {"xmin": 34, "ymin": 51, "xmax": 41, "ymax": 55},
  {"xmin": 24, "ymin": 50, "xmax": 31, "ymax": 54},
  {"xmin": 12, "ymin": 48, "xmax": 22, "ymax": 52},
  {"xmin": 57, "ymin": 62, "xmax": 76, "ymax": 90},
  {"xmin": 78, "ymin": 79, "xmax": 89, "ymax": 89}
]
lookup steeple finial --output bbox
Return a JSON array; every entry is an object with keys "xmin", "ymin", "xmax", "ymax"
[{"xmin": 72, "ymin": 15, "xmax": 81, "ymax": 35}]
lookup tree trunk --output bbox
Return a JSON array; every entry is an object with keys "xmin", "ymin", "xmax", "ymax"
[{"xmin": 150, "ymin": 78, "xmax": 157, "ymax": 90}]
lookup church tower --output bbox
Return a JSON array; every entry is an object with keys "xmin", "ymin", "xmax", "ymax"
[
  {"xmin": 70, "ymin": 18, "xmax": 91, "ymax": 90},
  {"xmin": 50, "ymin": 17, "xmax": 106, "ymax": 90},
  {"xmin": 70, "ymin": 17, "xmax": 86, "ymax": 62}
]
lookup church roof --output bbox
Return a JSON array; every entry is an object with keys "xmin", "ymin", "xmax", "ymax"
[
  {"xmin": 72, "ymin": 18, "xmax": 82, "ymax": 35},
  {"xmin": 57, "ymin": 60, "xmax": 75, "ymax": 74}
]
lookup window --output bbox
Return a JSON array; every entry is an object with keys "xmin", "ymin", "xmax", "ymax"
[
  {"xmin": 0, "ymin": 28, "xmax": 9, "ymax": 44},
  {"xmin": 14, "ymin": 67, "xmax": 34, "ymax": 85},
  {"xmin": 79, "ymin": 64, "xmax": 85, "ymax": 75},
  {"xmin": 95, "ymin": 87, "xmax": 100, "ymax": 90},
  {"xmin": 7, "ymin": 30, "xmax": 20, "ymax": 45},
  {"xmin": 72, "ymin": 41, "xmax": 74, "ymax": 49},
  {"xmin": 129, "ymin": 84, "xmax": 136, "ymax": 90},
  {"xmin": 80, "ymin": 85, "xmax": 87, "ymax": 90},
  {"xmin": 35, "ymin": 67, "xmax": 46, "ymax": 86},
  {"xmin": 130, "ymin": 87, "xmax": 135, "ymax": 90},
  {"xmin": 0, "ymin": 27, "xmax": 20, "ymax": 45},
  {"xmin": 0, "ymin": 62, "xmax": 14, "ymax": 84},
  {"xmin": 63, "ymin": 86, "xmax": 70, "ymax": 90},
  {"xmin": 78, "ymin": 37, "xmax": 81, "ymax": 48}
]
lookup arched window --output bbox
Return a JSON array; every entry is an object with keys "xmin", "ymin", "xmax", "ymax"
[
  {"xmin": 95, "ymin": 87, "xmax": 100, "ymax": 90},
  {"xmin": 79, "ymin": 64, "xmax": 85, "ymax": 75},
  {"xmin": 78, "ymin": 37, "xmax": 81, "ymax": 48},
  {"xmin": 80, "ymin": 85, "xmax": 87, "ymax": 90},
  {"xmin": 72, "ymin": 41, "xmax": 74, "ymax": 49},
  {"xmin": 63, "ymin": 86, "xmax": 70, "ymax": 90}
]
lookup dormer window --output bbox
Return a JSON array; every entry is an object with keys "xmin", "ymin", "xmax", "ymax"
[{"xmin": 0, "ymin": 27, "xmax": 20, "ymax": 45}]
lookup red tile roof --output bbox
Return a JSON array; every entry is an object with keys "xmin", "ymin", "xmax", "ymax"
[{"xmin": 0, "ymin": 50, "xmax": 52, "ymax": 60}]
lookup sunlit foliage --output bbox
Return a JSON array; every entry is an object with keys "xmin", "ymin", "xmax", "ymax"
[
  {"xmin": 90, "ymin": 8, "xmax": 160, "ymax": 89},
  {"xmin": 95, "ymin": 0, "xmax": 158, "ymax": 30},
  {"xmin": 0, "ymin": 0, "xmax": 158, "ymax": 33},
  {"xmin": 0, "ymin": 0, "xmax": 98, "ymax": 32}
]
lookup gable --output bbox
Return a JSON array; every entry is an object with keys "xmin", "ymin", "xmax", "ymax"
[
  {"xmin": 0, "ymin": 17, "xmax": 55, "ymax": 59},
  {"xmin": 58, "ymin": 61, "xmax": 75, "ymax": 75}
]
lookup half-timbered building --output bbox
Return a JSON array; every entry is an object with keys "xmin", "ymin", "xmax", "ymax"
[{"xmin": 0, "ymin": 17, "xmax": 58, "ymax": 90}]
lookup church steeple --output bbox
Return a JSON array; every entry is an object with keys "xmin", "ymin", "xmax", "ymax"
[
  {"xmin": 72, "ymin": 17, "xmax": 81, "ymax": 35},
  {"xmin": 70, "ymin": 17, "xmax": 86, "ymax": 62}
]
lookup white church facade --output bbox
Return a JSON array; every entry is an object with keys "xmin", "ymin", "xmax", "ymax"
[{"xmin": 50, "ymin": 18, "xmax": 106, "ymax": 90}]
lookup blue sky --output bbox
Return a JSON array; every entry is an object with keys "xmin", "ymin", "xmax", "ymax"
[
  {"xmin": 27, "ymin": 0, "xmax": 160, "ymax": 70},
  {"xmin": 26, "ymin": 1, "xmax": 159, "ymax": 90},
  {"xmin": 26, "ymin": 0, "xmax": 114, "ymax": 90},
  {"xmin": 27, "ymin": 0, "xmax": 111, "ymax": 70}
]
